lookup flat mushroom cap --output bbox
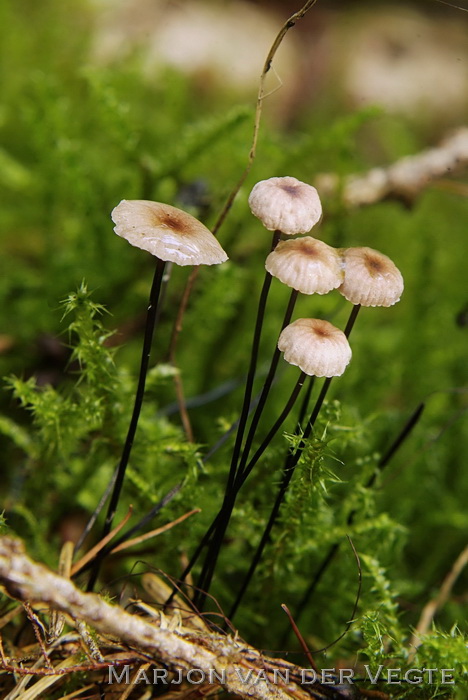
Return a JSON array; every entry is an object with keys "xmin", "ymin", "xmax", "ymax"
[
  {"xmin": 265, "ymin": 237, "xmax": 344, "ymax": 294},
  {"xmin": 278, "ymin": 318, "xmax": 352, "ymax": 377},
  {"xmin": 339, "ymin": 246, "xmax": 404, "ymax": 307},
  {"xmin": 248, "ymin": 176, "xmax": 322, "ymax": 235},
  {"xmin": 111, "ymin": 200, "xmax": 228, "ymax": 266}
]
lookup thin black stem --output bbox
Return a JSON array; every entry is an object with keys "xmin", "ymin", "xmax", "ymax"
[
  {"xmin": 236, "ymin": 371, "xmax": 306, "ymax": 488},
  {"xmin": 225, "ymin": 229, "xmax": 281, "ymax": 495},
  {"xmin": 169, "ymin": 373, "xmax": 307, "ymax": 607},
  {"xmin": 202, "ymin": 386, "xmax": 263, "ymax": 464},
  {"xmin": 297, "ymin": 376, "xmax": 315, "ymax": 428},
  {"xmin": 74, "ymin": 468, "xmax": 117, "ymax": 555},
  {"xmin": 192, "ymin": 231, "xmax": 281, "ymax": 608},
  {"xmin": 228, "ymin": 304, "xmax": 361, "ymax": 619},
  {"xmin": 87, "ymin": 258, "xmax": 166, "ymax": 591},
  {"xmin": 228, "ymin": 377, "xmax": 329, "ymax": 620},
  {"xmin": 343, "ymin": 303, "xmax": 361, "ymax": 338},
  {"xmin": 236, "ymin": 288, "xmax": 299, "ymax": 478},
  {"xmin": 194, "ymin": 285, "xmax": 298, "ymax": 607}
]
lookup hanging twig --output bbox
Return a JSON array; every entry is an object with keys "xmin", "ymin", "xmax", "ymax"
[{"xmin": 168, "ymin": 0, "xmax": 319, "ymax": 439}]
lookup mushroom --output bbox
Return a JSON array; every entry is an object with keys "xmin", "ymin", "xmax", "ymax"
[
  {"xmin": 278, "ymin": 318, "xmax": 352, "ymax": 378},
  {"xmin": 265, "ymin": 237, "xmax": 343, "ymax": 294},
  {"xmin": 89, "ymin": 199, "xmax": 228, "ymax": 590},
  {"xmin": 111, "ymin": 199, "xmax": 228, "ymax": 265},
  {"xmin": 339, "ymin": 246, "xmax": 403, "ymax": 307},
  {"xmin": 248, "ymin": 176, "xmax": 322, "ymax": 235}
]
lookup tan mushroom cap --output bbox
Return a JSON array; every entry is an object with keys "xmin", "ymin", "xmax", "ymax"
[
  {"xmin": 278, "ymin": 318, "xmax": 352, "ymax": 377},
  {"xmin": 248, "ymin": 176, "xmax": 322, "ymax": 235},
  {"xmin": 265, "ymin": 237, "xmax": 344, "ymax": 295},
  {"xmin": 111, "ymin": 200, "xmax": 228, "ymax": 266},
  {"xmin": 339, "ymin": 246, "xmax": 404, "ymax": 307}
]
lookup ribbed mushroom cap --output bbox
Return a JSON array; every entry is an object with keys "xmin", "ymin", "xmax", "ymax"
[
  {"xmin": 278, "ymin": 318, "xmax": 352, "ymax": 377},
  {"xmin": 339, "ymin": 246, "xmax": 404, "ymax": 307},
  {"xmin": 111, "ymin": 200, "xmax": 228, "ymax": 266},
  {"xmin": 248, "ymin": 176, "xmax": 322, "ymax": 235},
  {"xmin": 265, "ymin": 237, "xmax": 343, "ymax": 294}
]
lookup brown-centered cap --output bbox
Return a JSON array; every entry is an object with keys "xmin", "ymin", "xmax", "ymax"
[
  {"xmin": 111, "ymin": 200, "xmax": 228, "ymax": 266},
  {"xmin": 265, "ymin": 237, "xmax": 343, "ymax": 294},
  {"xmin": 278, "ymin": 318, "xmax": 352, "ymax": 377},
  {"xmin": 248, "ymin": 176, "xmax": 322, "ymax": 235},
  {"xmin": 339, "ymin": 246, "xmax": 404, "ymax": 307}
]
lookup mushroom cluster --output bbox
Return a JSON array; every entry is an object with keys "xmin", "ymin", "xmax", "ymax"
[
  {"xmin": 217, "ymin": 175, "xmax": 407, "ymax": 619},
  {"xmin": 102, "ymin": 178, "xmax": 405, "ymax": 612},
  {"xmin": 248, "ymin": 175, "xmax": 404, "ymax": 377}
]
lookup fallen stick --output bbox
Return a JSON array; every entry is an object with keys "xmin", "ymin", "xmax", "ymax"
[
  {"xmin": 316, "ymin": 128, "xmax": 468, "ymax": 207},
  {"xmin": 0, "ymin": 536, "xmax": 314, "ymax": 700}
]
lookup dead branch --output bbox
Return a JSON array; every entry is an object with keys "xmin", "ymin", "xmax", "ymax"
[
  {"xmin": 408, "ymin": 543, "xmax": 468, "ymax": 661},
  {"xmin": 0, "ymin": 537, "xmax": 315, "ymax": 700},
  {"xmin": 315, "ymin": 127, "xmax": 468, "ymax": 207}
]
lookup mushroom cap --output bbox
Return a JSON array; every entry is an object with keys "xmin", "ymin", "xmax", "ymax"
[
  {"xmin": 278, "ymin": 318, "xmax": 352, "ymax": 377},
  {"xmin": 248, "ymin": 176, "xmax": 322, "ymax": 235},
  {"xmin": 111, "ymin": 200, "xmax": 228, "ymax": 266},
  {"xmin": 265, "ymin": 237, "xmax": 344, "ymax": 294},
  {"xmin": 339, "ymin": 246, "xmax": 404, "ymax": 307}
]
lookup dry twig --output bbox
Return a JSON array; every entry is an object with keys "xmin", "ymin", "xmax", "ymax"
[
  {"xmin": 408, "ymin": 543, "xmax": 468, "ymax": 661},
  {"xmin": 0, "ymin": 536, "xmax": 324, "ymax": 700},
  {"xmin": 316, "ymin": 128, "xmax": 468, "ymax": 207}
]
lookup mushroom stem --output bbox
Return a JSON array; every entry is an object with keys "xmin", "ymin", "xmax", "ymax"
[
  {"xmin": 169, "ymin": 374, "xmax": 305, "ymax": 610},
  {"xmin": 236, "ymin": 288, "xmax": 299, "ymax": 480},
  {"xmin": 193, "ymin": 285, "xmax": 298, "ymax": 609},
  {"xmin": 193, "ymin": 370, "xmax": 306, "ymax": 610},
  {"xmin": 224, "ymin": 229, "xmax": 282, "ymax": 496},
  {"xmin": 236, "ymin": 370, "xmax": 307, "ymax": 488},
  {"xmin": 228, "ymin": 304, "xmax": 361, "ymax": 619},
  {"xmin": 296, "ymin": 376, "xmax": 316, "ymax": 427},
  {"xmin": 87, "ymin": 257, "xmax": 167, "ymax": 590}
]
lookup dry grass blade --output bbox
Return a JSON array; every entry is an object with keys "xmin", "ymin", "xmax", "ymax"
[
  {"xmin": 71, "ymin": 506, "xmax": 133, "ymax": 577},
  {"xmin": 111, "ymin": 509, "xmax": 200, "ymax": 554},
  {"xmin": 5, "ymin": 654, "xmax": 82, "ymax": 700}
]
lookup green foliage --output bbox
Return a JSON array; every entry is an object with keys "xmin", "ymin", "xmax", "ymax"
[{"xmin": 1, "ymin": 283, "xmax": 201, "ymax": 567}]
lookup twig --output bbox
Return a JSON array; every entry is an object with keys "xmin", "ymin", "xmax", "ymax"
[
  {"xmin": 281, "ymin": 605, "xmax": 318, "ymax": 672},
  {"xmin": 167, "ymin": 0, "xmax": 319, "ymax": 438},
  {"xmin": 0, "ymin": 536, "xmax": 326, "ymax": 700},
  {"xmin": 409, "ymin": 543, "xmax": 468, "ymax": 661},
  {"xmin": 316, "ymin": 128, "xmax": 468, "ymax": 207}
]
